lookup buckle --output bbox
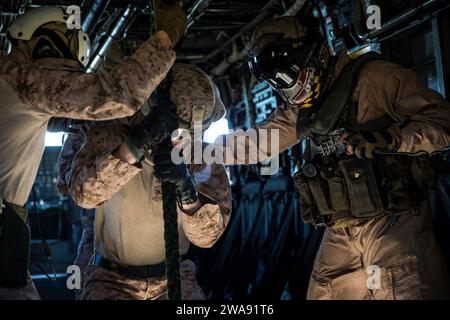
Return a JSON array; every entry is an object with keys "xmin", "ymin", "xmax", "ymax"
[{"xmin": 141, "ymin": 265, "xmax": 150, "ymax": 278}]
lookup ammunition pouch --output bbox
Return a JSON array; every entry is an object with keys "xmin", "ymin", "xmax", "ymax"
[
  {"xmin": 339, "ymin": 158, "xmax": 384, "ymax": 218},
  {"xmin": 293, "ymin": 155, "xmax": 426, "ymax": 227},
  {"xmin": 0, "ymin": 201, "xmax": 30, "ymax": 287}
]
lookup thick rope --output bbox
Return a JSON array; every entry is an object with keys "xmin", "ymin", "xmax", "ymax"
[
  {"xmin": 149, "ymin": 0, "xmax": 182, "ymax": 300},
  {"xmin": 156, "ymin": 61, "xmax": 181, "ymax": 300},
  {"xmin": 162, "ymin": 181, "xmax": 182, "ymax": 300}
]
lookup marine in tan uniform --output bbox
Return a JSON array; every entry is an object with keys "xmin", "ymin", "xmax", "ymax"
[
  {"xmin": 57, "ymin": 63, "xmax": 232, "ymax": 300},
  {"xmin": 0, "ymin": 3, "xmax": 186, "ymax": 299},
  {"xmin": 219, "ymin": 16, "xmax": 450, "ymax": 299}
]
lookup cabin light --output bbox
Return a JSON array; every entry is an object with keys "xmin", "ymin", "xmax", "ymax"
[{"xmin": 45, "ymin": 131, "xmax": 65, "ymax": 147}]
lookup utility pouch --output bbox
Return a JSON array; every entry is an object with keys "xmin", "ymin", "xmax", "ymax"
[
  {"xmin": 0, "ymin": 202, "xmax": 30, "ymax": 287},
  {"xmin": 339, "ymin": 158, "xmax": 384, "ymax": 218},
  {"xmin": 292, "ymin": 171, "xmax": 318, "ymax": 225},
  {"xmin": 307, "ymin": 175, "xmax": 333, "ymax": 216},
  {"xmin": 321, "ymin": 163, "xmax": 350, "ymax": 214}
]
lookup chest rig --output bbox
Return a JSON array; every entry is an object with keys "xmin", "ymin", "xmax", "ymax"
[{"xmin": 293, "ymin": 53, "xmax": 427, "ymax": 228}]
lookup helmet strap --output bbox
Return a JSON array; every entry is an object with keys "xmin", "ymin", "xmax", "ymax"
[{"xmin": 191, "ymin": 105, "xmax": 206, "ymax": 131}]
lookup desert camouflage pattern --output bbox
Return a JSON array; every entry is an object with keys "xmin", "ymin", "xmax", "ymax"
[
  {"xmin": 59, "ymin": 122, "xmax": 141, "ymax": 209},
  {"xmin": 0, "ymin": 36, "xmax": 175, "ymax": 120},
  {"xmin": 57, "ymin": 120, "xmax": 231, "ymax": 299},
  {"xmin": 80, "ymin": 260, "xmax": 205, "ymax": 300},
  {"xmin": 0, "ymin": 35, "xmax": 174, "ymax": 207},
  {"xmin": 170, "ymin": 64, "xmax": 216, "ymax": 126},
  {"xmin": 182, "ymin": 163, "xmax": 232, "ymax": 248},
  {"xmin": 73, "ymin": 209, "xmax": 96, "ymax": 299},
  {"xmin": 56, "ymin": 122, "xmax": 90, "ymax": 195},
  {"xmin": 58, "ymin": 117, "xmax": 232, "ymax": 247}
]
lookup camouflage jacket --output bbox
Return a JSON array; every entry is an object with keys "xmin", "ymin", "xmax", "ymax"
[
  {"xmin": 0, "ymin": 35, "xmax": 174, "ymax": 206},
  {"xmin": 57, "ymin": 121, "xmax": 232, "ymax": 253},
  {"xmin": 0, "ymin": 36, "xmax": 175, "ymax": 120}
]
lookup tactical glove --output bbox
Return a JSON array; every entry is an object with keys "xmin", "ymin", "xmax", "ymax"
[
  {"xmin": 153, "ymin": 140, "xmax": 198, "ymax": 206},
  {"xmin": 154, "ymin": 0, "xmax": 187, "ymax": 48},
  {"xmin": 124, "ymin": 102, "xmax": 178, "ymax": 161},
  {"xmin": 345, "ymin": 125, "xmax": 402, "ymax": 159}
]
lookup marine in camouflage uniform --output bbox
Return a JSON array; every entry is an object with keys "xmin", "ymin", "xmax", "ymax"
[
  {"xmin": 218, "ymin": 17, "xmax": 450, "ymax": 299},
  {"xmin": 0, "ymin": 4, "xmax": 185, "ymax": 299},
  {"xmin": 57, "ymin": 64, "xmax": 232, "ymax": 300}
]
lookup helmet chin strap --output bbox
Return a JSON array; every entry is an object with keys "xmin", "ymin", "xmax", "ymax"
[
  {"xmin": 190, "ymin": 105, "xmax": 206, "ymax": 132},
  {"xmin": 13, "ymin": 40, "xmax": 36, "ymax": 63}
]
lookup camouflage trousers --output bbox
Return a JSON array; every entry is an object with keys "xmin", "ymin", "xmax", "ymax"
[
  {"xmin": 307, "ymin": 201, "xmax": 450, "ymax": 300},
  {"xmin": 73, "ymin": 209, "xmax": 95, "ymax": 300},
  {"xmin": 80, "ymin": 259, "xmax": 206, "ymax": 300}
]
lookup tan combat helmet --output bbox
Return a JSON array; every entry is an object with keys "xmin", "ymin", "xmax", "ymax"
[
  {"xmin": 7, "ymin": 6, "xmax": 91, "ymax": 67},
  {"xmin": 100, "ymin": 45, "xmax": 225, "ymax": 132},
  {"xmin": 251, "ymin": 16, "xmax": 308, "ymax": 55},
  {"xmin": 170, "ymin": 63, "xmax": 226, "ymax": 132}
]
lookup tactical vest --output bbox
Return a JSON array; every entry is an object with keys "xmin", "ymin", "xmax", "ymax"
[{"xmin": 292, "ymin": 54, "xmax": 430, "ymax": 228}]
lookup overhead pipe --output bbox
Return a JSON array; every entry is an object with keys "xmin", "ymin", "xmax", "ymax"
[
  {"xmin": 85, "ymin": 0, "xmax": 209, "ymax": 72},
  {"xmin": 186, "ymin": 0, "xmax": 214, "ymax": 28},
  {"xmin": 342, "ymin": 0, "xmax": 450, "ymax": 55},
  {"xmin": 211, "ymin": 0, "xmax": 307, "ymax": 73},
  {"xmin": 282, "ymin": 0, "xmax": 306, "ymax": 16},
  {"xmin": 86, "ymin": 3, "xmax": 137, "ymax": 73},
  {"xmin": 82, "ymin": 0, "xmax": 110, "ymax": 36},
  {"xmin": 201, "ymin": 0, "xmax": 280, "ymax": 62},
  {"xmin": 362, "ymin": 0, "xmax": 448, "ymax": 41},
  {"xmin": 208, "ymin": 0, "xmax": 306, "ymax": 75},
  {"xmin": 211, "ymin": 43, "xmax": 248, "ymax": 76}
]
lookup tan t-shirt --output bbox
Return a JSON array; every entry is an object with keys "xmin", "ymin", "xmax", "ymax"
[
  {"xmin": 95, "ymin": 158, "xmax": 190, "ymax": 267},
  {"xmin": 0, "ymin": 76, "xmax": 49, "ymax": 206}
]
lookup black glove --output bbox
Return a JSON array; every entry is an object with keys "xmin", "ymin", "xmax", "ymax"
[
  {"xmin": 153, "ymin": 140, "xmax": 198, "ymax": 205},
  {"xmin": 125, "ymin": 102, "xmax": 178, "ymax": 161},
  {"xmin": 345, "ymin": 126, "xmax": 401, "ymax": 159}
]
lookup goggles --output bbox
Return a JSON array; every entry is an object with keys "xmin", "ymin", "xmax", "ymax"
[{"xmin": 248, "ymin": 35, "xmax": 316, "ymax": 90}]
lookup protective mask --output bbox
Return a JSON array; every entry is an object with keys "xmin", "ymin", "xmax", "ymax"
[{"xmin": 279, "ymin": 66, "xmax": 322, "ymax": 108}]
